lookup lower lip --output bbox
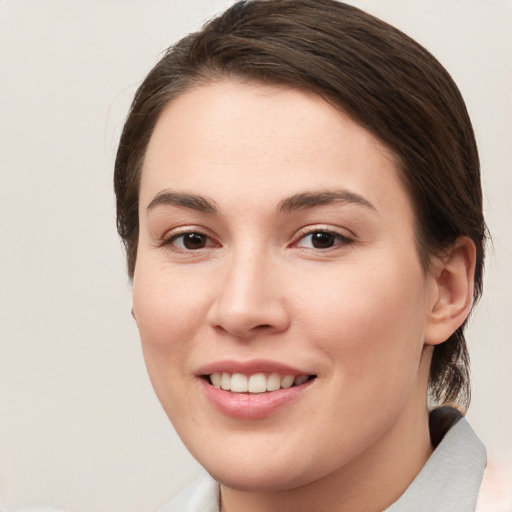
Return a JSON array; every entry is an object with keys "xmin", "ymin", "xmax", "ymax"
[{"xmin": 200, "ymin": 378, "xmax": 314, "ymax": 419}]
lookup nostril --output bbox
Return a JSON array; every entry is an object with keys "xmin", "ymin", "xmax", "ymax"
[{"xmin": 207, "ymin": 291, "xmax": 291, "ymax": 338}]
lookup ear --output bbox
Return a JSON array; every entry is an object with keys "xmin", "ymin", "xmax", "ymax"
[{"xmin": 425, "ymin": 237, "xmax": 477, "ymax": 346}]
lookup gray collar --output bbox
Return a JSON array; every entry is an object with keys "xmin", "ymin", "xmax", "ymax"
[
  {"xmin": 386, "ymin": 417, "xmax": 486, "ymax": 512},
  {"xmin": 162, "ymin": 417, "xmax": 486, "ymax": 512}
]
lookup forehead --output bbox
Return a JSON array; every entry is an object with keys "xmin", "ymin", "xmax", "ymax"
[{"xmin": 140, "ymin": 80, "xmax": 410, "ymax": 218}]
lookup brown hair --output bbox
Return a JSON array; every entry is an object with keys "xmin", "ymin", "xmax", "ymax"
[{"xmin": 114, "ymin": 0, "xmax": 486, "ymax": 409}]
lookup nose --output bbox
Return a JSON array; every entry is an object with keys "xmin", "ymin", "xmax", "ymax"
[{"xmin": 206, "ymin": 249, "xmax": 290, "ymax": 339}]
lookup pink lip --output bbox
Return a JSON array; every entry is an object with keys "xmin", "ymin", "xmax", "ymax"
[
  {"xmin": 197, "ymin": 358, "xmax": 309, "ymax": 377},
  {"xmin": 200, "ymin": 379, "xmax": 314, "ymax": 419},
  {"xmin": 197, "ymin": 359, "xmax": 316, "ymax": 419}
]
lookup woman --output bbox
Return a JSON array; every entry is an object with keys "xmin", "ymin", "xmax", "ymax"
[{"xmin": 114, "ymin": 1, "xmax": 506, "ymax": 510}]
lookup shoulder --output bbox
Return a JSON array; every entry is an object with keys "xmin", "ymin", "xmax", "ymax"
[{"xmin": 476, "ymin": 458, "xmax": 512, "ymax": 512}]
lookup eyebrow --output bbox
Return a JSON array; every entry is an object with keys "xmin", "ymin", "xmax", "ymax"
[
  {"xmin": 278, "ymin": 189, "xmax": 377, "ymax": 213},
  {"xmin": 146, "ymin": 190, "xmax": 219, "ymax": 214},
  {"xmin": 146, "ymin": 188, "xmax": 377, "ymax": 215}
]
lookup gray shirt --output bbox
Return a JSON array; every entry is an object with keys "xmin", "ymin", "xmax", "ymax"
[{"xmin": 161, "ymin": 417, "xmax": 486, "ymax": 512}]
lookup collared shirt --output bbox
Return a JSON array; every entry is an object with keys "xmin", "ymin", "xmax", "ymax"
[
  {"xmin": 161, "ymin": 416, "xmax": 487, "ymax": 512},
  {"xmin": 386, "ymin": 417, "xmax": 486, "ymax": 511}
]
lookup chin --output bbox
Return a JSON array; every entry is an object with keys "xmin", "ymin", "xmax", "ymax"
[
  {"xmin": 196, "ymin": 445, "xmax": 330, "ymax": 494},
  {"xmin": 209, "ymin": 465, "xmax": 306, "ymax": 493}
]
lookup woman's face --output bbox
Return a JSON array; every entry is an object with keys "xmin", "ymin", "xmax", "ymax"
[{"xmin": 133, "ymin": 80, "xmax": 439, "ymax": 491}]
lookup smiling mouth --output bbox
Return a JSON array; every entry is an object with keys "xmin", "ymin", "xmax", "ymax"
[{"xmin": 205, "ymin": 372, "xmax": 316, "ymax": 393}]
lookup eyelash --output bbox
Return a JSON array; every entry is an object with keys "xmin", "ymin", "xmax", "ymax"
[
  {"xmin": 161, "ymin": 227, "xmax": 354, "ymax": 253},
  {"xmin": 292, "ymin": 229, "xmax": 354, "ymax": 251},
  {"xmin": 161, "ymin": 229, "xmax": 219, "ymax": 252}
]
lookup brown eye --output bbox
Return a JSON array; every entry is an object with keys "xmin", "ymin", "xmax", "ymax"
[
  {"xmin": 310, "ymin": 231, "xmax": 337, "ymax": 249},
  {"xmin": 295, "ymin": 230, "xmax": 353, "ymax": 250},
  {"xmin": 168, "ymin": 232, "xmax": 211, "ymax": 250},
  {"xmin": 182, "ymin": 233, "xmax": 207, "ymax": 249}
]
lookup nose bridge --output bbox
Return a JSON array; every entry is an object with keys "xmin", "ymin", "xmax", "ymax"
[{"xmin": 207, "ymin": 242, "xmax": 289, "ymax": 338}]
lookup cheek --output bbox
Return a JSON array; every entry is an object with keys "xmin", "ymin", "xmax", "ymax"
[
  {"xmin": 291, "ymin": 262, "xmax": 431, "ymax": 450},
  {"xmin": 132, "ymin": 263, "xmax": 211, "ymax": 402},
  {"xmin": 134, "ymin": 260, "xmax": 208, "ymax": 342},
  {"xmin": 297, "ymin": 257, "xmax": 429, "ymax": 381}
]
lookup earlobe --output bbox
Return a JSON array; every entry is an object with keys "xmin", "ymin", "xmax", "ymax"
[{"xmin": 425, "ymin": 237, "xmax": 476, "ymax": 346}]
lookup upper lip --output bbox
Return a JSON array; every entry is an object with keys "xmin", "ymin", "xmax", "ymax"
[{"xmin": 197, "ymin": 359, "xmax": 312, "ymax": 376}]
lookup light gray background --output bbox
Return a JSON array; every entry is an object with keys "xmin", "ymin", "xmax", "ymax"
[{"xmin": 1, "ymin": 1, "xmax": 510, "ymax": 511}]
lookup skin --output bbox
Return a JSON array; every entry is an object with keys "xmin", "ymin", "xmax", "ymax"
[{"xmin": 132, "ymin": 80, "xmax": 475, "ymax": 512}]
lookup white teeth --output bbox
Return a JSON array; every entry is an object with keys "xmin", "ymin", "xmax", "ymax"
[
  {"xmin": 220, "ymin": 372, "xmax": 231, "ymax": 390},
  {"xmin": 231, "ymin": 373, "xmax": 248, "ymax": 392},
  {"xmin": 280, "ymin": 375, "xmax": 294, "ymax": 389},
  {"xmin": 248, "ymin": 373, "xmax": 267, "ymax": 393},
  {"xmin": 294, "ymin": 375, "xmax": 308, "ymax": 386},
  {"xmin": 266, "ymin": 373, "xmax": 281, "ymax": 391},
  {"xmin": 210, "ymin": 372, "xmax": 221, "ymax": 388},
  {"xmin": 209, "ymin": 371, "xmax": 311, "ymax": 393}
]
